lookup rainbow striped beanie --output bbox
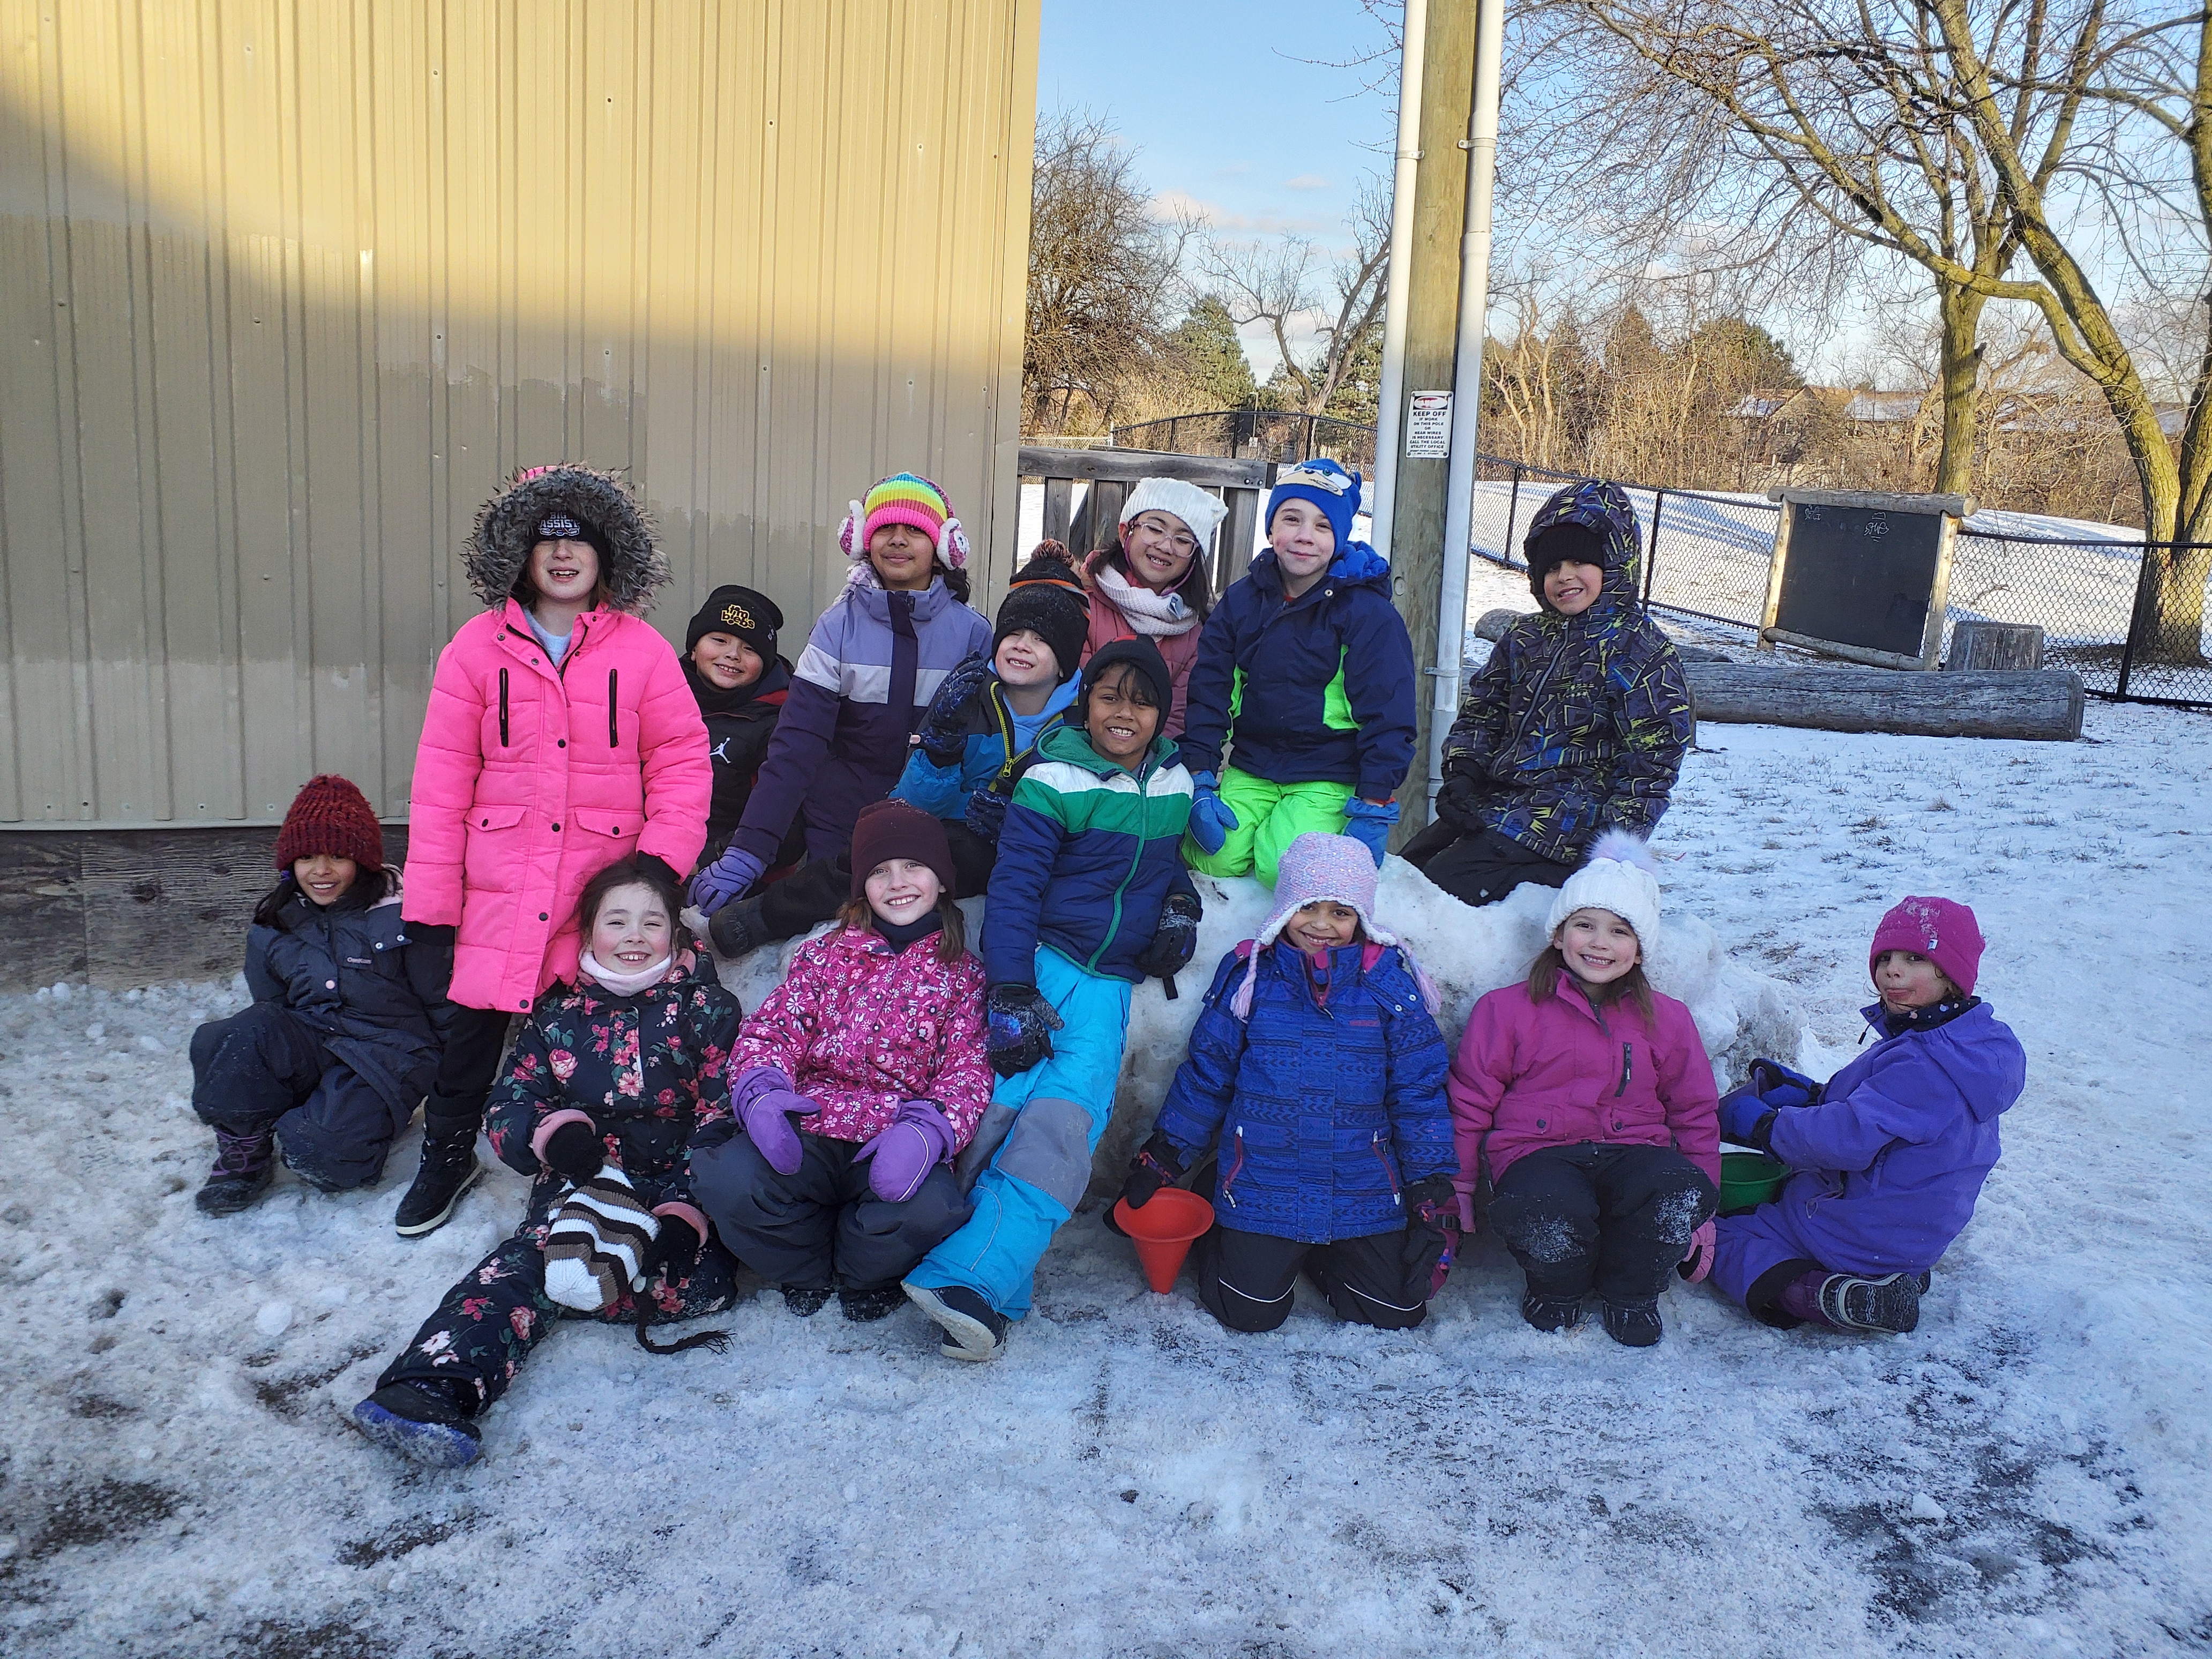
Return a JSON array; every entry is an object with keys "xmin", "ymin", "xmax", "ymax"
[{"xmin": 839, "ymin": 472, "xmax": 968, "ymax": 569}]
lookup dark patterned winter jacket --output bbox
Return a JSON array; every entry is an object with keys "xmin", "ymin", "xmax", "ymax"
[
  {"xmin": 1441, "ymin": 482, "xmax": 1692, "ymax": 863},
  {"xmin": 689, "ymin": 655, "xmax": 791, "ymax": 864},
  {"xmin": 485, "ymin": 954, "xmax": 741, "ymax": 1211}
]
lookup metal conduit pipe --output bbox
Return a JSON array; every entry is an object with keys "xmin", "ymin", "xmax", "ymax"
[{"xmin": 1366, "ymin": 0, "xmax": 1428, "ymax": 556}]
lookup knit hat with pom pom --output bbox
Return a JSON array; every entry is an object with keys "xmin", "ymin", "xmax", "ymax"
[
  {"xmin": 1230, "ymin": 832, "xmax": 1440, "ymax": 1021},
  {"xmin": 993, "ymin": 541, "xmax": 1090, "ymax": 684},
  {"xmin": 1545, "ymin": 829, "xmax": 1662, "ymax": 952},
  {"xmin": 274, "ymin": 775, "xmax": 385, "ymax": 873}
]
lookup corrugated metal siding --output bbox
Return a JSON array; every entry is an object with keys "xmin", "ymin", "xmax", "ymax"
[{"xmin": 0, "ymin": 0, "xmax": 1039, "ymax": 826}]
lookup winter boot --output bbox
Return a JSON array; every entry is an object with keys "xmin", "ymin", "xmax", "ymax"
[
  {"xmin": 903, "ymin": 1282, "xmax": 1008, "ymax": 1362},
  {"xmin": 839, "ymin": 1284, "xmax": 906, "ymax": 1324},
  {"xmin": 349, "ymin": 1381, "xmax": 482, "ymax": 1469},
  {"xmin": 1817, "ymin": 1271, "xmax": 1922, "ymax": 1334},
  {"xmin": 1601, "ymin": 1298, "xmax": 1665, "ymax": 1347},
  {"xmin": 781, "ymin": 1285, "xmax": 833, "ymax": 1318},
  {"xmin": 1519, "ymin": 1290, "xmax": 1584, "ymax": 1333},
  {"xmin": 394, "ymin": 1111, "xmax": 484, "ymax": 1238},
  {"xmin": 707, "ymin": 894, "xmax": 771, "ymax": 961},
  {"xmin": 196, "ymin": 1128, "xmax": 276, "ymax": 1216}
]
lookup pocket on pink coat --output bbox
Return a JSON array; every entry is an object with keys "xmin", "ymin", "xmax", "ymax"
[
  {"xmin": 570, "ymin": 807, "xmax": 642, "ymax": 854},
  {"xmin": 462, "ymin": 802, "xmax": 529, "ymax": 892}
]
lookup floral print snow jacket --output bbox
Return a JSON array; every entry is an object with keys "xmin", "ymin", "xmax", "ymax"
[
  {"xmin": 722, "ymin": 923, "xmax": 992, "ymax": 1149},
  {"xmin": 484, "ymin": 953, "xmax": 742, "ymax": 1210}
]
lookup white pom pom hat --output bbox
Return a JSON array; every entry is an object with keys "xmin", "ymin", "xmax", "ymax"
[{"xmin": 1544, "ymin": 829, "xmax": 1662, "ymax": 952}]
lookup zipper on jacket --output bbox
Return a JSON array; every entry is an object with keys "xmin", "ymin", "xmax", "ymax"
[
  {"xmin": 1618, "ymin": 1042, "xmax": 1633, "ymax": 1097},
  {"xmin": 1087, "ymin": 752, "xmax": 1155, "ymax": 974},
  {"xmin": 499, "ymin": 668, "xmax": 511, "ymax": 748},
  {"xmin": 608, "ymin": 669, "xmax": 619, "ymax": 747},
  {"xmin": 1221, "ymin": 1126, "xmax": 1246, "ymax": 1209},
  {"xmin": 1371, "ymin": 1131, "xmax": 1402, "ymax": 1205},
  {"xmin": 1506, "ymin": 635, "xmax": 1566, "ymax": 755}
]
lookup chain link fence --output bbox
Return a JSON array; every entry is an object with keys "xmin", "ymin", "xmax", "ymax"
[{"xmin": 1110, "ymin": 410, "xmax": 1377, "ymax": 473}]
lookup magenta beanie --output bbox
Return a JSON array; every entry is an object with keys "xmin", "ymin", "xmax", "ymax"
[{"xmin": 1869, "ymin": 895, "xmax": 1985, "ymax": 996}]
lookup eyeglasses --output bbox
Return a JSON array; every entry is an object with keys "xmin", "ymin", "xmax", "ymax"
[{"xmin": 1132, "ymin": 515, "xmax": 1201, "ymax": 555}]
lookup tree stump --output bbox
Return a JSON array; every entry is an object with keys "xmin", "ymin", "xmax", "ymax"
[{"xmin": 1946, "ymin": 621, "xmax": 2044, "ymax": 671}]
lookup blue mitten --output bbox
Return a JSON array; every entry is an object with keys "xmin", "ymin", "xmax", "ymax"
[
  {"xmin": 1186, "ymin": 772, "xmax": 1239, "ymax": 855},
  {"xmin": 1340, "ymin": 797, "xmax": 1399, "ymax": 866},
  {"xmin": 1717, "ymin": 1086, "xmax": 1778, "ymax": 1150},
  {"xmin": 690, "ymin": 845, "xmax": 766, "ymax": 915}
]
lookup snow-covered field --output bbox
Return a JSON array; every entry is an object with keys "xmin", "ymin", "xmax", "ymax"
[{"xmin": 6, "ymin": 696, "xmax": 2211, "ymax": 1657}]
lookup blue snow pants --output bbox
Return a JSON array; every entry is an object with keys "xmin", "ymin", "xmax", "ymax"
[{"xmin": 903, "ymin": 946, "xmax": 1131, "ymax": 1319}]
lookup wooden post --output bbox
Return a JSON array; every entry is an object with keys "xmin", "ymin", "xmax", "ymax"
[{"xmin": 1385, "ymin": 0, "xmax": 1479, "ymax": 842}]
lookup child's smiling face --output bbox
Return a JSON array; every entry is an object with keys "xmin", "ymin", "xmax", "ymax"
[
  {"xmin": 869, "ymin": 522, "xmax": 937, "ymax": 591},
  {"xmin": 588, "ymin": 881, "xmax": 672, "ymax": 973},
  {"xmin": 1542, "ymin": 558, "xmax": 1606, "ymax": 616},
  {"xmin": 529, "ymin": 538, "xmax": 600, "ymax": 607},
  {"xmin": 1084, "ymin": 666, "xmax": 1160, "ymax": 764},
  {"xmin": 1873, "ymin": 948, "xmax": 1954, "ymax": 1011},
  {"xmin": 293, "ymin": 854, "xmax": 358, "ymax": 907},
  {"xmin": 993, "ymin": 627, "xmax": 1059, "ymax": 690},
  {"xmin": 1554, "ymin": 907, "xmax": 1640, "ymax": 984},
  {"xmin": 864, "ymin": 858, "xmax": 942, "ymax": 928},
  {"xmin": 690, "ymin": 631, "xmax": 764, "ymax": 691},
  {"xmin": 1285, "ymin": 900, "xmax": 1362, "ymax": 953},
  {"xmin": 1122, "ymin": 511, "xmax": 1200, "ymax": 588},
  {"xmin": 1269, "ymin": 500, "xmax": 1336, "ymax": 594}
]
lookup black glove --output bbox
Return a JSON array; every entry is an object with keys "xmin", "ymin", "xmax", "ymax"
[
  {"xmin": 985, "ymin": 983, "xmax": 1064, "ymax": 1078},
  {"xmin": 1133, "ymin": 892, "xmax": 1202, "ymax": 984},
  {"xmin": 917, "ymin": 653, "xmax": 992, "ymax": 766},
  {"xmin": 1433, "ymin": 759, "xmax": 1490, "ymax": 830},
  {"xmin": 1104, "ymin": 1130, "xmax": 1190, "ymax": 1237},
  {"xmin": 1401, "ymin": 1174, "xmax": 1462, "ymax": 1301},
  {"xmin": 405, "ymin": 921, "xmax": 456, "ymax": 946},
  {"xmin": 964, "ymin": 781, "xmax": 1010, "ymax": 843},
  {"xmin": 541, "ymin": 1118, "xmax": 606, "ymax": 1184},
  {"xmin": 641, "ymin": 1209, "xmax": 705, "ymax": 1287},
  {"xmin": 633, "ymin": 852, "xmax": 682, "ymax": 894}
]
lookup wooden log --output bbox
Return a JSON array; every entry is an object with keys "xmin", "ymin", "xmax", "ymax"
[
  {"xmin": 1474, "ymin": 607, "xmax": 1525, "ymax": 641},
  {"xmin": 1684, "ymin": 664, "xmax": 2084, "ymax": 740},
  {"xmin": 1946, "ymin": 620, "xmax": 2044, "ymax": 671}
]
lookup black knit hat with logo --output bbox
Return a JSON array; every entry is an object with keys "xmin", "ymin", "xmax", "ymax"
[{"xmin": 685, "ymin": 585, "xmax": 784, "ymax": 657}]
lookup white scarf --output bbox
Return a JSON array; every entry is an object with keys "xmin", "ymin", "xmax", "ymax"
[
  {"xmin": 1094, "ymin": 563, "xmax": 1199, "ymax": 638},
  {"xmin": 579, "ymin": 951, "xmax": 675, "ymax": 997}
]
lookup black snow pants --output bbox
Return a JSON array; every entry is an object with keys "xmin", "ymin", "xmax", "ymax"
[
  {"xmin": 1400, "ymin": 820, "xmax": 1576, "ymax": 909},
  {"xmin": 377, "ymin": 1183, "xmax": 741, "ymax": 1412},
  {"xmin": 757, "ymin": 820, "xmax": 996, "ymax": 946},
  {"xmin": 418, "ymin": 1004, "xmax": 514, "ymax": 1140},
  {"xmin": 1190, "ymin": 1224, "xmax": 1429, "ymax": 1333},
  {"xmin": 1487, "ymin": 1142, "xmax": 1717, "ymax": 1305},
  {"xmin": 689, "ymin": 1129, "xmax": 972, "ymax": 1293},
  {"xmin": 190, "ymin": 1004, "xmax": 404, "ymax": 1192}
]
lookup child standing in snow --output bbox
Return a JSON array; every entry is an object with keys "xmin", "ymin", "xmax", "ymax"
[
  {"xmin": 682, "ymin": 584, "xmax": 799, "ymax": 871},
  {"xmin": 1080, "ymin": 480, "xmax": 1223, "ymax": 737},
  {"xmin": 190, "ymin": 776, "xmax": 457, "ymax": 1213},
  {"xmin": 1709, "ymin": 896, "xmax": 2024, "ymax": 1335},
  {"xmin": 688, "ymin": 473, "xmax": 994, "ymax": 958},
  {"xmin": 1406, "ymin": 481, "xmax": 1692, "ymax": 910},
  {"xmin": 901, "ymin": 638, "xmax": 1201, "ymax": 1361},
  {"xmin": 689, "ymin": 802, "xmax": 992, "ymax": 1322},
  {"xmin": 1178, "ymin": 459, "xmax": 1416, "ymax": 883},
  {"xmin": 1116, "ymin": 832, "xmax": 1459, "ymax": 1333},
  {"xmin": 352, "ymin": 857, "xmax": 741, "ymax": 1469},
  {"xmin": 1446, "ymin": 835, "xmax": 1720, "ymax": 1346}
]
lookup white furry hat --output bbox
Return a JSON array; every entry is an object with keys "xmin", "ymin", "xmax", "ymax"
[
  {"xmin": 1545, "ymin": 830, "xmax": 1662, "ymax": 952},
  {"xmin": 1119, "ymin": 477, "xmax": 1227, "ymax": 548}
]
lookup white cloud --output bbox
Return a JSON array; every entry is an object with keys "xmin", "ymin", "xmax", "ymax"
[
  {"xmin": 1283, "ymin": 173, "xmax": 1332, "ymax": 191},
  {"xmin": 1149, "ymin": 189, "xmax": 1337, "ymax": 237}
]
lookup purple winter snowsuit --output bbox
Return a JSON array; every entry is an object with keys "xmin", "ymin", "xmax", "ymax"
[{"xmin": 1713, "ymin": 1000, "xmax": 2025, "ymax": 1317}]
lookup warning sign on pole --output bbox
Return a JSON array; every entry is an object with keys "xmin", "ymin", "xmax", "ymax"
[{"xmin": 1405, "ymin": 390, "xmax": 1452, "ymax": 459}]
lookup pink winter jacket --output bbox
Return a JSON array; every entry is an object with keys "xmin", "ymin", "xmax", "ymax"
[
  {"xmin": 731, "ymin": 924, "xmax": 992, "ymax": 1148},
  {"xmin": 1446, "ymin": 976, "xmax": 1721, "ymax": 1200},
  {"xmin": 403, "ymin": 599, "xmax": 712, "ymax": 1014}
]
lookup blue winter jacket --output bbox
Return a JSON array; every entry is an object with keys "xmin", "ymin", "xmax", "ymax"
[
  {"xmin": 1178, "ymin": 544, "xmax": 1418, "ymax": 799},
  {"xmin": 890, "ymin": 669, "xmax": 1079, "ymax": 829},
  {"xmin": 1156, "ymin": 940, "xmax": 1455, "ymax": 1244},
  {"xmin": 981, "ymin": 724, "xmax": 1197, "ymax": 987},
  {"xmin": 1765, "ymin": 999, "xmax": 2025, "ymax": 1274}
]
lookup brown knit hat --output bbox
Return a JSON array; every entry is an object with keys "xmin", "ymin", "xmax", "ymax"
[
  {"xmin": 847, "ymin": 799, "xmax": 954, "ymax": 899},
  {"xmin": 275, "ymin": 775, "xmax": 386, "ymax": 872}
]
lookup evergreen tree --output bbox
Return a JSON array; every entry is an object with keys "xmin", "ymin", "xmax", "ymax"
[{"xmin": 1167, "ymin": 296, "xmax": 1258, "ymax": 410}]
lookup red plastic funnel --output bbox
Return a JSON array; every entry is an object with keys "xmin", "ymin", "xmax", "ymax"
[{"xmin": 1112, "ymin": 1189, "xmax": 1216, "ymax": 1292}]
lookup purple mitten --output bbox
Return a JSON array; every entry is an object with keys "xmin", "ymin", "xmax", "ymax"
[
  {"xmin": 851, "ymin": 1101, "xmax": 956, "ymax": 1204},
  {"xmin": 690, "ymin": 845, "xmax": 766, "ymax": 916},
  {"xmin": 733, "ymin": 1066, "xmax": 812, "ymax": 1177}
]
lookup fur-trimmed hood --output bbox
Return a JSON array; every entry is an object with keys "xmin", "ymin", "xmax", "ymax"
[{"xmin": 462, "ymin": 465, "xmax": 671, "ymax": 616}]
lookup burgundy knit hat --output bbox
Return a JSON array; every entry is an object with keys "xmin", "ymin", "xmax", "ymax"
[
  {"xmin": 275, "ymin": 775, "xmax": 385, "ymax": 873},
  {"xmin": 1869, "ymin": 895, "xmax": 1984, "ymax": 996},
  {"xmin": 848, "ymin": 800, "xmax": 954, "ymax": 900}
]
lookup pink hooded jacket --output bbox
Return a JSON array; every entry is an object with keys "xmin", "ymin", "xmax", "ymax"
[{"xmin": 1446, "ymin": 976, "xmax": 1721, "ymax": 1200}]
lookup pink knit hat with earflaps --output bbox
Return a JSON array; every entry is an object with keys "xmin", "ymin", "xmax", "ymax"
[
  {"xmin": 1229, "ymin": 832, "xmax": 1441, "ymax": 1020},
  {"xmin": 1869, "ymin": 895, "xmax": 1985, "ymax": 996}
]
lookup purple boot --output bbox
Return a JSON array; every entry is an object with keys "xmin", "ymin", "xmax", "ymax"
[{"xmin": 196, "ymin": 1127, "xmax": 275, "ymax": 1217}]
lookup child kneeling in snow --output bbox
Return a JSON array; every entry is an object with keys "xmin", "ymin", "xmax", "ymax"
[
  {"xmin": 352, "ymin": 858, "xmax": 742, "ymax": 1468},
  {"xmin": 688, "ymin": 802, "xmax": 992, "ymax": 1322},
  {"xmin": 190, "ymin": 775, "xmax": 457, "ymax": 1214},
  {"xmin": 1710, "ymin": 896, "xmax": 2024, "ymax": 1335},
  {"xmin": 1446, "ymin": 835, "xmax": 1720, "ymax": 1346},
  {"xmin": 1115, "ymin": 832, "xmax": 1458, "ymax": 1332}
]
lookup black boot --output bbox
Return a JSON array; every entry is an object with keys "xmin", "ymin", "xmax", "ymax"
[
  {"xmin": 1601, "ymin": 1298, "xmax": 1665, "ymax": 1347},
  {"xmin": 839, "ymin": 1284, "xmax": 906, "ymax": 1323},
  {"xmin": 1520, "ymin": 1290, "xmax": 1585, "ymax": 1333},
  {"xmin": 781, "ymin": 1285, "xmax": 833, "ymax": 1317},
  {"xmin": 350, "ymin": 1381, "xmax": 483, "ymax": 1469},
  {"xmin": 394, "ymin": 1110, "xmax": 484, "ymax": 1237},
  {"xmin": 708, "ymin": 894, "xmax": 771, "ymax": 961},
  {"xmin": 196, "ymin": 1127, "xmax": 275, "ymax": 1217},
  {"xmin": 1818, "ymin": 1271, "xmax": 1922, "ymax": 1334}
]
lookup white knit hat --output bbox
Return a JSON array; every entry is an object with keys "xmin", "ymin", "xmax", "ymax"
[
  {"xmin": 1119, "ymin": 478, "xmax": 1228, "ymax": 549},
  {"xmin": 1544, "ymin": 829, "xmax": 1662, "ymax": 953}
]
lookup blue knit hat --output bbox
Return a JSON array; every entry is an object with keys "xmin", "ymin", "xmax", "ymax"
[{"xmin": 1265, "ymin": 459, "xmax": 1362, "ymax": 550}]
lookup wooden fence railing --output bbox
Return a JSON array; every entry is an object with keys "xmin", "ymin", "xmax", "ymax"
[{"xmin": 1017, "ymin": 445, "xmax": 1276, "ymax": 591}]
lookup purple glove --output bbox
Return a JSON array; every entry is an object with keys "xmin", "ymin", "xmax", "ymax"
[
  {"xmin": 851, "ymin": 1101, "xmax": 956, "ymax": 1203},
  {"xmin": 1678, "ymin": 1219, "xmax": 1717, "ymax": 1283},
  {"xmin": 690, "ymin": 844, "xmax": 767, "ymax": 916},
  {"xmin": 733, "ymin": 1066, "xmax": 813, "ymax": 1176}
]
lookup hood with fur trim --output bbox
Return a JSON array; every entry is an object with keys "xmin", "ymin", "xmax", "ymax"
[{"xmin": 462, "ymin": 465, "xmax": 670, "ymax": 616}]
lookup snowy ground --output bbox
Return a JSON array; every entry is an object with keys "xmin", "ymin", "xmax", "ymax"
[{"xmin": 7, "ymin": 699, "xmax": 2211, "ymax": 1657}]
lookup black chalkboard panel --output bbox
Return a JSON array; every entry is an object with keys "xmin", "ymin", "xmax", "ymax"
[{"xmin": 1772, "ymin": 500, "xmax": 1947, "ymax": 662}]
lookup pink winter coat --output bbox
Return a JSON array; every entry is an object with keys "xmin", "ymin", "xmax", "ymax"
[
  {"xmin": 1080, "ymin": 549, "xmax": 1205, "ymax": 738},
  {"xmin": 403, "ymin": 599, "xmax": 712, "ymax": 1014},
  {"xmin": 1446, "ymin": 976, "xmax": 1721, "ymax": 1201},
  {"xmin": 731, "ymin": 924, "xmax": 992, "ymax": 1148}
]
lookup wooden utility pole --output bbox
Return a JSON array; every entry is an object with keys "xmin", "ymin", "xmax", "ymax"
[{"xmin": 1385, "ymin": 2, "xmax": 1478, "ymax": 841}]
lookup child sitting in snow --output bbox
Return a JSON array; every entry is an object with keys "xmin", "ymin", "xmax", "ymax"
[
  {"xmin": 352, "ymin": 857, "xmax": 742, "ymax": 1468},
  {"xmin": 1115, "ymin": 832, "xmax": 1458, "ymax": 1333},
  {"xmin": 190, "ymin": 775, "xmax": 457, "ymax": 1213},
  {"xmin": 1406, "ymin": 481, "xmax": 1692, "ymax": 910},
  {"xmin": 1709, "ymin": 896, "xmax": 2024, "ymax": 1335},
  {"xmin": 688, "ymin": 802, "xmax": 993, "ymax": 1322},
  {"xmin": 1446, "ymin": 834, "xmax": 1720, "ymax": 1346},
  {"xmin": 1178, "ymin": 459, "xmax": 1417, "ymax": 883}
]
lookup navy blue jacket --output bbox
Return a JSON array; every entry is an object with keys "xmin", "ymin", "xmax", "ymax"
[
  {"xmin": 1178, "ymin": 544, "xmax": 1418, "ymax": 799},
  {"xmin": 1155, "ymin": 940, "xmax": 1455, "ymax": 1243}
]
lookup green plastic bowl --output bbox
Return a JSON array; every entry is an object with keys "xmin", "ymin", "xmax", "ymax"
[{"xmin": 1718, "ymin": 1150, "xmax": 1789, "ymax": 1215}]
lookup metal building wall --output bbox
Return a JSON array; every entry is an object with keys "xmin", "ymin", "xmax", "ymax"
[{"xmin": 0, "ymin": 0, "xmax": 1040, "ymax": 828}]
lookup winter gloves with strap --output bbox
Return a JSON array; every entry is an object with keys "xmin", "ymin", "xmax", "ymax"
[
  {"xmin": 1721, "ymin": 1056, "xmax": 1824, "ymax": 1149},
  {"xmin": 1402, "ymin": 1174, "xmax": 1461, "ymax": 1299},
  {"xmin": 1716, "ymin": 1087, "xmax": 1777, "ymax": 1151},
  {"xmin": 1105, "ymin": 1129, "xmax": 1191, "ymax": 1237},
  {"xmin": 1133, "ymin": 892, "xmax": 1202, "ymax": 987},
  {"xmin": 1340, "ymin": 797, "xmax": 1399, "ymax": 867},
  {"xmin": 986, "ymin": 984, "xmax": 1063, "ymax": 1078},
  {"xmin": 1748, "ymin": 1058, "xmax": 1822, "ymax": 1109},
  {"xmin": 851, "ymin": 1100, "xmax": 957, "ymax": 1203},
  {"xmin": 733, "ymin": 1066, "xmax": 815, "ymax": 1175},
  {"xmin": 918, "ymin": 653, "xmax": 993, "ymax": 766},
  {"xmin": 1185, "ymin": 772, "xmax": 1239, "ymax": 855}
]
